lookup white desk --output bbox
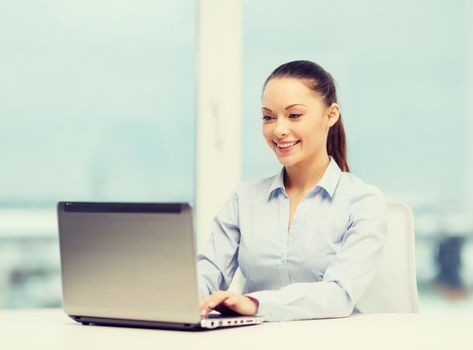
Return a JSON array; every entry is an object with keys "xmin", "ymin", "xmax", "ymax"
[{"xmin": 2, "ymin": 309, "xmax": 472, "ymax": 350}]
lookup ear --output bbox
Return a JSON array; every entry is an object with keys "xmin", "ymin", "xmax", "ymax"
[{"xmin": 326, "ymin": 103, "xmax": 340, "ymax": 127}]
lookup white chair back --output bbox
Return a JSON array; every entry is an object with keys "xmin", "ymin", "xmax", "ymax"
[{"xmin": 356, "ymin": 201, "xmax": 419, "ymax": 313}]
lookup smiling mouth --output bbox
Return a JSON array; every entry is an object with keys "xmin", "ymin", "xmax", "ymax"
[{"xmin": 274, "ymin": 140, "xmax": 300, "ymax": 149}]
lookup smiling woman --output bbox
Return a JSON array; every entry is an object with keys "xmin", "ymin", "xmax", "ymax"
[{"xmin": 197, "ymin": 60, "xmax": 388, "ymax": 322}]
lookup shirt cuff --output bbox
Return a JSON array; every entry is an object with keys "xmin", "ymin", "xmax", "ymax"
[{"xmin": 245, "ymin": 290, "xmax": 284, "ymax": 322}]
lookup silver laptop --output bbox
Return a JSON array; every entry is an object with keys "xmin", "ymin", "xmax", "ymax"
[{"xmin": 57, "ymin": 202, "xmax": 264, "ymax": 330}]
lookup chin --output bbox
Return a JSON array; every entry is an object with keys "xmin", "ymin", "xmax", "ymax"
[{"xmin": 276, "ymin": 156, "xmax": 298, "ymax": 167}]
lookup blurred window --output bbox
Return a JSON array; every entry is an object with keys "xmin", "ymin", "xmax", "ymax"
[{"xmin": 0, "ymin": 1, "xmax": 196, "ymax": 308}]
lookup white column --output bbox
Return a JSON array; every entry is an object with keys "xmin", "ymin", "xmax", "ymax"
[
  {"xmin": 467, "ymin": 1, "xmax": 473, "ymax": 215},
  {"xmin": 196, "ymin": 0, "xmax": 241, "ymax": 254}
]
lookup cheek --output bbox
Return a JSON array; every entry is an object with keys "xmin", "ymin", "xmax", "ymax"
[
  {"xmin": 262, "ymin": 125, "xmax": 272, "ymax": 141},
  {"xmin": 300, "ymin": 121, "xmax": 327, "ymax": 145}
]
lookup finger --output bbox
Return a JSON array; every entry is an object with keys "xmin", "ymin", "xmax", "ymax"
[
  {"xmin": 200, "ymin": 293, "xmax": 224, "ymax": 310},
  {"xmin": 199, "ymin": 296, "xmax": 212, "ymax": 311},
  {"xmin": 208, "ymin": 292, "xmax": 230, "ymax": 309},
  {"xmin": 215, "ymin": 303, "xmax": 241, "ymax": 316},
  {"xmin": 199, "ymin": 296, "xmax": 214, "ymax": 310},
  {"xmin": 223, "ymin": 295, "xmax": 258, "ymax": 316},
  {"xmin": 200, "ymin": 292, "xmax": 230, "ymax": 315},
  {"xmin": 214, "ymin": 296, "xmax": 241, "ymax": 315},
  {"xmin": 224, "ymin": 297, "xmax": 236, "ymax": 306}
]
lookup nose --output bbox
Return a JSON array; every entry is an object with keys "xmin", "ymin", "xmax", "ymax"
[{"xmin": 273, "ymin": 118, "xmax": 290, "ymax": 138}]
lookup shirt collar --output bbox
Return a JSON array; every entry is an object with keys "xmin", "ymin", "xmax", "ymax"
[
  {"xmin": 267, "ymin": 168, "xmax": 286, "ymax": 199},
  {"xmin": 315, "ymin": 156, "xmax": 342, "ymax": 198},
  {"xmin": 266, "ymin": 157, "xmax": 342, "ymax": 200}
]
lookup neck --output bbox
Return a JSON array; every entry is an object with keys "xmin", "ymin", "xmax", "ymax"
[{"xmin": 284, "ymin": 153, "xmax": 330, "ymax": 194}]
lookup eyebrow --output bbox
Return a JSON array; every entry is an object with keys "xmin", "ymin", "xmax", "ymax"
[{"xmin": 261, "ymin": 104, "xmax": 308, "ymax": 112}]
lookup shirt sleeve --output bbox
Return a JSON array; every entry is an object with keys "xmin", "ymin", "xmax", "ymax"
[
  {"xmin": 246, "ymin": 188, "xmax": 388, "ymax": 322},
  {"xmin": 197, "ymin": 189, "xmax": 241, "ymax": 299}
]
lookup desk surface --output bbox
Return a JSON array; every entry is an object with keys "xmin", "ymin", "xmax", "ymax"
[{"xmin": 2, "ymin": 309, "xmax": 472, "ymax": 350}]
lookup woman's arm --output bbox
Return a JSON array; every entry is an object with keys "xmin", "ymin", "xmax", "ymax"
[{"xmin": 197, "ymin": 189, "xmax": 241, "ymax": 299}]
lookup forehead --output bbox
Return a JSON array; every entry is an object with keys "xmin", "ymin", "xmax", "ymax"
[{"xmin": 262, "ymin": 77, "xmax": 321, "ymax": 108}]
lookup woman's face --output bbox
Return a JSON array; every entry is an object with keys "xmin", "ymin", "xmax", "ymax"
[{"xmin": 261, "ymin": 77, "xmax": 339, "ymax": 169}]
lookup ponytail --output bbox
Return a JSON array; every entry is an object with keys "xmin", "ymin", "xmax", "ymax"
[{"xmin": 327, "ymin": 115, "xmax": 349, "ymax": 172}]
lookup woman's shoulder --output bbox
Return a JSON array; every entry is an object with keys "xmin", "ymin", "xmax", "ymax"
[
  {"xmin": 337, "ymin": 171, "xmax": 386, "ymax": 214},
  {"xmin": 337, "ymin": 171, "xmax": 385, "ymax": 204}
]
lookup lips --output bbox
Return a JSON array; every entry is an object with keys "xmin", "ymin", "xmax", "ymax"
[{"xmin": 273, "ymin": 140, "xmax": 300, "ymax": 154}]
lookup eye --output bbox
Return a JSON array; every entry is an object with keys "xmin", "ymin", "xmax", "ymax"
[
  {"xmin": 262, "ymin": 115, "xmax": 274, "ymax": 121},
  {"xmin": 289, "ymin": 114, "xmax": 303, "ymax": 119}
]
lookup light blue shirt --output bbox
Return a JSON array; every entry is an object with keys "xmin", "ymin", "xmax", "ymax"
[{"xmin": 197, "ymin": 157, "xmax": 387, "ymax": 322}]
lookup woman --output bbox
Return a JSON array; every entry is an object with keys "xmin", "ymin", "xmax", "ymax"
[{"xmin": 198, "ymin": 60, "xmax": 387, "ymax": 322}]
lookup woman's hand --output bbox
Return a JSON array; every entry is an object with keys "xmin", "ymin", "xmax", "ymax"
[{"xmin": 200, "ymin": 291, "xmax": 259, "ymax": 317}]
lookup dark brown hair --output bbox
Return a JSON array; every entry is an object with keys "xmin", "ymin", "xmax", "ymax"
[{"xmin": 263, "ymin": 60, "xmax": 350, "ymax": 172}]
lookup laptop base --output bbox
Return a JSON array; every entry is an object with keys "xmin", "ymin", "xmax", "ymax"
[{"xmin": 70, "ymin": 314, "xmax": 263, "ymax": 331}]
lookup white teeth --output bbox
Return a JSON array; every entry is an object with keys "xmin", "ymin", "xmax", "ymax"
[{"xmin": 276, "ymin": 141, "xmax": 299, "ymax": 148}]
